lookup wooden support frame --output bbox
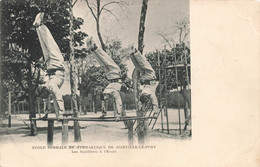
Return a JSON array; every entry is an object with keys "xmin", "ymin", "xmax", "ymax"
[
  {"xmin": 32, "ymin": 116, "xmax": 152, "ymax": 145},
  {"xmin": 155, "ymin": 49, "xmax": 191, "ymax": 135}
]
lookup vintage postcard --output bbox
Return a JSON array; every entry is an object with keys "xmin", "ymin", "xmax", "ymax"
[{"xmin": 0, "ymin": 0, "xmax": 259, "ymax": 166}]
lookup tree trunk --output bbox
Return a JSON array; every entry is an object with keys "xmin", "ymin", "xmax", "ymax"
[
  {"xmin": 136, "ymin": 0, "xmax": 149, "ymax": 145},
  {"xmin": 91, "ymin": 94, "xmax": 97, "ymax": 113},
  {"xmin": 133, "ymin": 70, "xmax": 140, "ymax": 111},
  {"xmin": 28, "ymin": 62, "xmax": 37, "ymax": 136},
  {"xmin": 96, "ymin": 0, "xmax": 106, "ymax": 51},
  {"xmin": 78, "ymin": 92, "xmax": 82, "ymax": 115},
  {"xmin": 138, "ymin": 0, "xmax": 148, "ymax": 53},
  {"xmin": 69, "ymin": 0, "xmax": 81, "ymax": 142},
  {"xmin": 96, "ymin": 22, "xmax": 106, "ymax": 51},
  {"xmin": 78, "ymin": 68, "xmax": 82, "ymax": 115}
]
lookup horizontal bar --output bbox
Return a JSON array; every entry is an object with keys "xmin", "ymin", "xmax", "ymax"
[{"xmin": 31, "ymin": 116, "xmax": 155, "ymax": 122}]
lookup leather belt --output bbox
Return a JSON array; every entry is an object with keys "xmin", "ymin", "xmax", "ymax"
[
  {"xmin": 47, "ymin": 69, "xmax": 65, "ymax": 76},
  {"xmin": 109, "ymin": 78, "xmax": 122, "ymax": 83},
  {"xmin": 141, "ymin": 79, "xmax": 156, "ymax": 85}
]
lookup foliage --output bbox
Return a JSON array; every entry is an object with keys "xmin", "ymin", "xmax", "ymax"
[
  {"xmin": 80, "ymin": 65, "xmax": 108, "ymax": 97},
  {"xmin": 1, "ymin": 0, "xmax": 87, "ymax": 104}
]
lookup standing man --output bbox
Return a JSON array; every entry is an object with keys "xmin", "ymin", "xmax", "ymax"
[
  {"xmin": 130, "ymin": 46, "xmax": 159, "ymax": 116},
  {"xmin": 34, "ymin": 12, "xmax": 65, "ymax": 120},
  {"xmin": 86, "ymin": 37, "xmax": 125, "ymax": 120}
]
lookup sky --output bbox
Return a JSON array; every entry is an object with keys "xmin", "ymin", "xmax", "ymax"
[
  {"xmin": 61, "ymin": 0, "xmax": 190, "ymax": 95},
  {"xmin": 73, "ymin": 0, "xmax": 189, "ymax": 52}
]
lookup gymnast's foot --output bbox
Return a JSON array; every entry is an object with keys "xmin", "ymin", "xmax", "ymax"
[
  {"xmin": 86, "ymin": 37, "xmax": 97, "ymax": 52},
  {"xmin": 33, "ymin": 12, "xmax": 44, "ymax": 27}
]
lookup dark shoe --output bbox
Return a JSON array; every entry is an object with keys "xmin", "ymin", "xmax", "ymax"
[
  {"xmin": 99, "ymin": 112, "xmax": 107, "ymax": 119},
  {"xmin": 153, "ymin": 112, "xmax": 159, "ymax": 118},
  {"xmin": 115, "ymin": 113, "xmax": 120, "ymax": 122},
  {"xmin": 41, "ymin": 114, "xmax": 48, "ymax": 120},
  {"xmin": 57, "ymin": 115, "xmax": 64, "ymax": 121}
]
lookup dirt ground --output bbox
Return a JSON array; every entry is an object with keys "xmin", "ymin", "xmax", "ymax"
[{"xmin": 0, "ymin": 109, "xmax": 190, "ymax": 146}]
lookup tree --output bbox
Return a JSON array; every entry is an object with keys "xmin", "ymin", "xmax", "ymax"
[
  {"xmin": 135, "ymin": 0, "xmax": 149, "ymax": 145},
  {"xmin": 68, "ymin": 0, "xmax": 82, "ymax": 142},
  {"xmin": 1, "ymin": 0, "xmax": 87, "ymax": 135},
  {"xmin": 84, "ymin": 0, "xmax": 127, "ymax": 51},
  {"xmin": 80, "ymin": 65, "xmax": 108, "ymax": 113},
  {"xmin": 1, "ymin": 0, "xmax": 47, "ymax": 135},
  {"xmin": 157, "ymin": 18, "xmax": 190, "ymax": 49},
  {"xmin": 75, "ymin": 51, "xmax": 96, "ymax": 114}
]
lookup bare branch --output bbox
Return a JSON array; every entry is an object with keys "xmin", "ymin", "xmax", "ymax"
[
  {"xmin": 182, "ymin": 31, "xmax": 188, "ymax": 43},
  {"xmin": 179, "ymin": 27, "xmax": 182, "ymax": 43},
  {"xmin": 72, "ymin": 0, "xmax": 79, "ymax": 7},
  {"xmin": 85, "ymin": 0, "xmax": 98, "ymax": 21},
  {"xmin": 100, "ymin": 1, "xmax": 124, "ymax": 14},
  {"xmin": 157, "ymin": 33, "xmax": 173, "ymax": 49},
  {"xmin": 102, "ymin": 7, "xmax": 119, "ymax": 21}
]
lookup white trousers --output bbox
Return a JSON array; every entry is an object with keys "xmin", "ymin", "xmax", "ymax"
[
  {"xmin": 36, "ymin": 24, "xmax": 65, "ymax": 114},
  {"xmin": 36, "ymin": 25, "xmax": 64, "ymax": 70},
  {"xmin": 103, "ymin": 82, "xmax": 123, "ymax": 114},
  {"xmin": 92, "ymin": 48, "xmax": 121, "ymax": 80}
]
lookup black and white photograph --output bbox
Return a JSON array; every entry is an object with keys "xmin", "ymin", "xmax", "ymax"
[
  {"xmin": 0, "ymin": 0, "xmax": 259, "ymax": 167},
  {"xmin": 1, "ymin": 0, "xmax": 190, "ymax": 146}
]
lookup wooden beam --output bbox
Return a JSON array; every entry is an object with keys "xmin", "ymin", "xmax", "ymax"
[
  {"xmin": 8, "ymin": 92, "xmax": 11, "ymax": 127},
  {"xmin": 62, "ymin": 119, "xmax": 69, "ymax": 145},
  {"xmin": 128, "ymin": 120, "xmax": 134, "ymax": 146},
  {"xmin": 47, "ymin": 120, "xmax": 54, "ymax": 146},
  {"xmin": 32, "ymin": 116, "xmax": 155, "ymax": 122}
]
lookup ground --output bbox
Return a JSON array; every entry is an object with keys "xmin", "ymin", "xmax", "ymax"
[
  {"xmin": 0, "ymin": 109, "xmax": 190, "ymax": 146},
  {"xmin": 0, "ymin": 109, "xmax": 192, "ymax": 166}
]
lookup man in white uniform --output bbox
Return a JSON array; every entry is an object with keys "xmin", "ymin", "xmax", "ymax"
[
  {"xmin": 130, "ymin": 47, "xmax": 159, "ymax": 116},
  {"xmin": 34, "ymin": 13, "xmax": 65, "ymax": 120},
  {"xmin": 86, "ymin": 37, "xmax": 125, "ymax": 120}
]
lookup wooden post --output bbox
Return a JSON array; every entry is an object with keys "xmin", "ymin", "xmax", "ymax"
[
  {"xmin": 69, "ymin": 0, "xmax": 81, "ymax": 142},
  {"xmin": 164, "ymin": 50, "xmax": 170, "ymax": 134},
  {"xmin": 113, "ymin": 101, "xmax": 116, "ymax": 117},
  {"xmin": 137, "ymin": 118, "xmax": 147, "ymax": 145},
  {"xmin": 62, "ymin": 119, "xmax": 69, "ymax": 145},
  {"xmin": 22, "ymin": 101, "xmax": 24, "ymax": 113},
  {"xmin": 38, "ymin": 100, "xmax": 41, "ymax": 118},
  {"xmin": 174, "ymin": 49, "xmax": 182, "ymax": 134},
  {"xmin": 47, "ymin": 120, "xmax": 54, "ymax": 146},
  {"xmin": 158, "ymin": 51, "xmax": 164, "ymax": 131},
  {"xmin": 8, "ymin": 92, "xmax": 11, "ymax": 127},
  {"xmin": 128, "ymin": 120, "xmax": 134, "ymax": 146},
  {"xmin": 73, "ymin": 120, "xmax": 81, "ymax": 142},
  {"xmin": 17, "ymin": 103, "xmax": 19, "ymax": 115}
]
